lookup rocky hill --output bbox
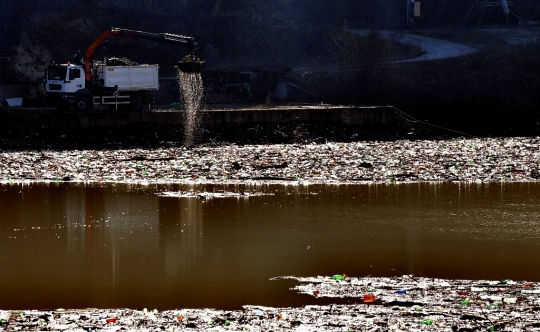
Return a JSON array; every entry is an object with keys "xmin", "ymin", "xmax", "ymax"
[
  {"xmin": 3, "ymin": 0, "xmax": 540, "ymax": 83},
  {"xmin": 1, "ymin": 0, "xmax": 540, "ymax": 134},
  {"xmin": 0, "ymin": 0, "xmax": 305, "ymax": 82}
]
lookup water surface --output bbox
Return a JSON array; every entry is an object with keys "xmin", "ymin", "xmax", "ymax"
[{"xmin": 0, "ymin": 182, "xmax": 539, "ymax": 310}]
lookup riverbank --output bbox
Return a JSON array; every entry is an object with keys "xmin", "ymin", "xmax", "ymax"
[
  {"xmin": 0, "ymin": 136, "xmax": 539, "ymax": 184},
  {"xmin": 1, "ymin": 276, "xmax": 538, "ymax": 331}
]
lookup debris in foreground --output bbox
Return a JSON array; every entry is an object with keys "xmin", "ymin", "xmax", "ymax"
[
  {"xmin": 1, "ymin": 276, "xmax": 540, "ymax": 331},
  {"xmin": 274, "ymin": 275, "xmax": 540, "ymax": 330}
]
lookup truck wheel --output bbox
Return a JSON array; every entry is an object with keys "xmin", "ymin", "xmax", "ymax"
[
  {"xmin": 75, "ymin": 97, "xmax": 90, "ymax": 111},
  {"xmin": 130, "ymin": 95, "xmax": 145, "ymax": 112}
]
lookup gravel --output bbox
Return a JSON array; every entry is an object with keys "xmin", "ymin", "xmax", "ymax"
[{"xmin": 0, "ymin": 136, "xmax": 539, "ymax": 184}]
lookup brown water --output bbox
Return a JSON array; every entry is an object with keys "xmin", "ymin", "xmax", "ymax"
[{"xmin": 1, "ymin": 182, "xmax": 540, "ymax": 310}]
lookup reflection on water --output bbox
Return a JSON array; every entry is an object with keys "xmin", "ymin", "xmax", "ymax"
[{"xmin": 0, "ymin": 182, "xmax": 539, "ymax": 310}]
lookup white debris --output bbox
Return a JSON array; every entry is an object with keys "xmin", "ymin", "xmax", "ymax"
[
  {"xmin": 0, "ymin": 137, "xmax": 539, "ymax": 184},
  {"xmin": 159, "ymin": 190, "xmax": 274, "ymax": 198},
  {"xmin": 5, "ymin": 97, "xmax": 23, "ymax": 107}
]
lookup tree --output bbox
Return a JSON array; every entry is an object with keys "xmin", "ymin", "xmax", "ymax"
[
  {"xmin": 197, "ymin": 0, "xmax": 254, "ymax": 62},
  {"xmin": 297, "ymin": 0, "xmax": 348, "ymax": 26}
]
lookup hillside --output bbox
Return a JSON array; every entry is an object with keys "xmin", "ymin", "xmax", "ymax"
[
  {"xmin": 1, "ymin": 1, "xmax": 540, "ymax": 138},
  {"xmin": 2, "ymin": 0, "xmax": 540, "ymax": 82}
]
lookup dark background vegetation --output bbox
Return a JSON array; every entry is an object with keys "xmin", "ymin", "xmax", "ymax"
[{"xmin": 1, "ymin": 0, "xmax": 540, "ymax": 137}]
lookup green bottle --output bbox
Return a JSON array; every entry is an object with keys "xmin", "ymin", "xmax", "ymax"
[{"xmin": 332, "ymin": 275, "xmax": 345, "ymax": 281}]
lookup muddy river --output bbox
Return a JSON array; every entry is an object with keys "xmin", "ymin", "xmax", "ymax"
[{"xmin": 0, "ymin": 182, "xmax": 539, "ymax": 310}]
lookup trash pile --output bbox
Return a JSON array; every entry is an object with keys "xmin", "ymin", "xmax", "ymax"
[
  {"xmin": 0, "ymin": 136, "xmax": 539, "ymax": 184},
  {"xmin": 104, "ymin": 57, "xmax": 139, "ymax": 66},
  {"xmin": 1, "ymin": 276, "xmax": 539, "ymax": 331}
]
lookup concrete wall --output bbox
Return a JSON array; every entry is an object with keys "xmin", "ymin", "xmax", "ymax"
[
  {"xmin": 204, "ymin": 106, "xmax": 399, "ymax": 126},
  {"xmin": 47, "ymin": 106, "xmax": 402, "ymax": 129},
  {"xmin": 51, "ymin": 111, "xmax": 185, "ymax": 129},
  {"xmin": 0, "ymin": 105, "xmax": 402, "ymax": 129}
]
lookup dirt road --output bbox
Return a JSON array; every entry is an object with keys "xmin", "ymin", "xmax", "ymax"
[{"xmin": 348, "ymin": 30, "xmax": 477, "ymax": 61}]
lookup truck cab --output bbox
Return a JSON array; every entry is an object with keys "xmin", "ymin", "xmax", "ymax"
[{"xmin": 46, "ymin": 64, "xmax": 87, "ymax": 110}]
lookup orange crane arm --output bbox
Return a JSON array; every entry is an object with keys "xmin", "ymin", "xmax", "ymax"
[
  {"xmin": 84, "ymin": 29, "xmax": 122, "ymax": 81},
  {"xmin": 84, "ymin": 27, "xmax": 197, "ymax": 81}
]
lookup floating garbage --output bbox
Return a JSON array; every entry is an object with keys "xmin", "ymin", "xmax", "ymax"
[
  {"xmin": 2, "ymin": 275, "xmax": 539, "ymax": 331},
  {"xmin": 331, "ymin": 274, "xmax": 346, "ymax": 281},
  {"xmin": 271, "ymin": 275, "xmax": 540, "ymax": 330},
  {"xmin": 363, "ymin": 294, "xmax": 376, "ymax": 303},
  {"xmin": 0, "ymin": 136, "xmax": 539, "ymax": 184},
  {"xmin": 159, "ymin": 190, "xmax": 274, "ymax": 198}
]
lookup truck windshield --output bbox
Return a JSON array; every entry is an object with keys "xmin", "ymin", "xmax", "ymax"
[{"xmin": 47, "ymin": 66, "xmax": 67, "ymax": 80}]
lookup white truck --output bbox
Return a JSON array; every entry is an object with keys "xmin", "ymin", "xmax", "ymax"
[
  {"xmin": 45, "ymin": 27, "xmax": 203, "ymax": 111},
  {"xmin": 46, "ymin": 62, "xmax": 159, "ymax": 111}
]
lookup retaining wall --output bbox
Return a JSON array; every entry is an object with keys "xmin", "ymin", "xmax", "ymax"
[{"xmin": 1, "ymin": 105, "xmax": 403, "ymax": 129}]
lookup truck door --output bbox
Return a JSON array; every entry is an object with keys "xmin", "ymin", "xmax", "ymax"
[{"xmin": 65, "ymin": 67, "xmax": 85, "ymax": 93}]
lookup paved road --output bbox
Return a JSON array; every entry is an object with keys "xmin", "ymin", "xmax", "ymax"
[{"xmin": 348, "ymin": 29, "xmax": 477, "ymax": 62}]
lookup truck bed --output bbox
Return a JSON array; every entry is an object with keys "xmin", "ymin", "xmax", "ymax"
[{"xmin": 95, "ymin": 64, "xmax": 159, "ymax": 91}]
